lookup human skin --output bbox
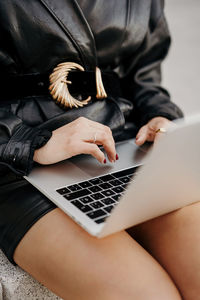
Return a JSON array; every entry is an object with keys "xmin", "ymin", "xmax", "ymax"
[
  {"xmin": 15, "ymin": 115, "xmax": 200, "ymax": 299},
  {"xmin": 33, "ymin": 116, "xmax": 172, "ymax": 165},
  {"xmin": 16, "ymin": 115, "xmax": 189, "ymax": 300},
  {"xmin": 135, "ymin": 116, "xmax": 173, "ymax": 145},
  {"xmin": 14, "ymin": 201, "xmax": 200, "ymax": 299},
  {"xmin": 129, "ymin": 202, "xmax": 200, "ymax": 300},
  {"xmin": 13, "ymin": 208, "xmax": 182, "ymax": 300}
]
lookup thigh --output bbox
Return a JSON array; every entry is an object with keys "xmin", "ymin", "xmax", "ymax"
[
  {"xmin": 130, "ymin": 202, "xmax": 200, "ymax": 300},
  {"xmin": 0, "ymin": 177, "xmax": 56, "ymax": 264},
  {"xmin": 14, "ymin": 208, "xmax": 181, "ymax": 300}
]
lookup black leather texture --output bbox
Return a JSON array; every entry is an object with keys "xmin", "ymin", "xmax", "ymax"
[
  {"xmin": 0, "ymin": 178, "xmax": 56, "ymax": 264},
  {"xmin": 0, "ymin": 0, "xmax": 183, "ymax": 177},
  {"xmin": 0, "ymin": 0, "xmax": 184, "ymax": 264}
]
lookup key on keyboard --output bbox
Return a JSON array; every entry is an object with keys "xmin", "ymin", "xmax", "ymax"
[
  {"xmin": 64, "ymin": 189, "xmax": 91, "ymax": 201},
  {"xmin": 56, "ymin": 166, "xmax": 140, "ymax": 223},
  {"xmin": 109, "ymin": 179, "xmax": 123, "ymax": 186},
  {"xmin": 101, "ymin": 198, "xmax": 115, "ymax": 205},
  {"xmin": 91, "ymin": 193, "xmax": 104, "ymax": 200},
  {"xmin": 87, "ymin": 209, "xmax": 107, "ymax": 219},
  {"xmin": 91, "ymin": 201, "xmax": 104, "ymax": 209},
  {"xmin": 71, "ymin": 200, "xmax": 93, "ymax": 213},
  {"xmin": 68, "ymin": 184, "xmax": 82, "ymax": 192},
  {"xmin": 112, "ymin": 167, "xmax": 138, "ymax": 178},
  {"xmin": 80, "ymin": 196, "xmax": 93, "ymax": 204}
]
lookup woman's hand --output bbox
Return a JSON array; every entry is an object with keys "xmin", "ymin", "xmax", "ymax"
[
  {"xmin": 135, "ymin": 117, "xmax": 174, "ymax": 146},
  {"xmin": 33, "ymin": 117, "xmax": 117, "ymax": 165}
]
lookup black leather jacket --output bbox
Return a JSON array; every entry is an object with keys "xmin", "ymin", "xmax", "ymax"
[{"xmin": 0, "ymin": 0, "xmax": 183, "ymax": 179}]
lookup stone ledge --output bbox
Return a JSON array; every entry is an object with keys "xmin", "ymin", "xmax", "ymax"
[{"xmin": 0, "ymin": 250, "xmax": 62, "ymax": 300}]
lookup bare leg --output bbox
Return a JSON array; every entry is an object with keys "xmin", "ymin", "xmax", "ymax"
[
  {"xmin": 14, "ymin": 208, "xmax": 181, "ymax": 300},
  {"xmin": 130, "ymin": 202, "xmax": 200, "ymax": 300}
]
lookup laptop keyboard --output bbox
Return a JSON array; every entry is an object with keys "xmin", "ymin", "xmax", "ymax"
[{"xmin": 56, "ymin": 166, "xmax": 139, "ymax": 224}]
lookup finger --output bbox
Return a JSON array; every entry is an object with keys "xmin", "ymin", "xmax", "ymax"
[
  {"xmin": 148, "ymin": 117, "xmax": 172, "ymax": 131},
  {"xmin": 80, "ymin": 143, "xmax": 106, "ymax": 164},
  {"xmin": 154, "ymin": 129, "xmax": 168, "ymax": 144},
  {"xmin": 135, "ymin": 125, "xmax": 149, "ymax": 146},
  {"xmin": 85, "ymin": 126, "xmax": 116, "ymax": 162},
  {"xmin": 95, "ymin": 128, "xmax": 116, "ymax": 162},
  {"xmin": 140, "ymin": 117, "xmax": 173, "ymax": 144},
  {"xmin": 78, "ymin": 117, "xmax": 110, "ymax": 132},
  {"xmin": 85, "ymin": 118, "xmax": 110, "ymax": 130},
  {"xmin": 152, "ymin": 122, "xmax": 173, "ymax": 143},
  {"xmin": 75, "ymin": 118, "xmax": 117, "ymax": 162}
]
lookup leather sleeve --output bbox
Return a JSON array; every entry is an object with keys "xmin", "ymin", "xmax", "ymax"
[
  {"xmin": 121, "ymin": 2, "xmax": 184, "ymax": 127},
  {"xmin": 0, "ymin": 110, "xmax": 52, "ymax": 176}
]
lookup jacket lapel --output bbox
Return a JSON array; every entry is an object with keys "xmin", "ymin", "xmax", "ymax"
[{"xmin": 39, "ymin": 0, "xmax": 97, "ymax": 70}]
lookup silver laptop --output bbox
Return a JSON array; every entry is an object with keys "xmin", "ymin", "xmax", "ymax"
[{"xmin": 25, "ymin": 114, "xmax": 200, "ymax": 238}]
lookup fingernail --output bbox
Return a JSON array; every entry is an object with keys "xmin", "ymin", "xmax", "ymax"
[
  {"xmin": 116, "ymin": 154, "xmax": 119, "ymax": 160},
  {"xmin": 103, "ymin": 158, "xmax": 107, "ymax": 164}
]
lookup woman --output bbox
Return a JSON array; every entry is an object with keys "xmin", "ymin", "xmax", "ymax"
[{"xmin": 0, "ymin": 1, "xmax": 199, "ymax": 299}]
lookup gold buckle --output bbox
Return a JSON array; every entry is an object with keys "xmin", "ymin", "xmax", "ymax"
[
  {"xmin": 95, "ymin": 67, "xmax": 107, "ymax": 99},
  {"xmin": 49, "ymin": 62, "xmax": 107, "ymax": 108}
]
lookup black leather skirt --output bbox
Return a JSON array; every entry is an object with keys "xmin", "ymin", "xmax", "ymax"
[{"xmin": 0, "ymin": 173, "xmax": 56, "ymax": 265}]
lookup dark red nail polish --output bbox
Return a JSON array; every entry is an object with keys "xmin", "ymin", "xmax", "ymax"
[
  {"xmin": 103, "ymin": 158, "xmax": 107, "ymax": 164},
  {"xmin": 116, "ymin": 154, "xmax": 119, "ymax": 160}
]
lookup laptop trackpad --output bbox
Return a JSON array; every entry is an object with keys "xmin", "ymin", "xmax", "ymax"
[
  {"xmin": 26, "ymin": 139, "xmax": 149, "ymax": 190},
  {"xmin": 70, "ymin": 139, "xmax": 148, "ymax": 178}
]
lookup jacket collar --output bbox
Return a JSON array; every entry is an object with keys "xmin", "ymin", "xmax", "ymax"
[{"xmin": 39, "ymin": 0, "xmax": 97, "ymax": 70}]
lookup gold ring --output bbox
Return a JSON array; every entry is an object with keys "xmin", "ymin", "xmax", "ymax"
[
  {"xmin": 155, "ymin": 127, "xmax": 167, "ymax": 133},
  {"xmin": 93, "ymin": 132, "xmax": 98, "ymax": 143}
]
